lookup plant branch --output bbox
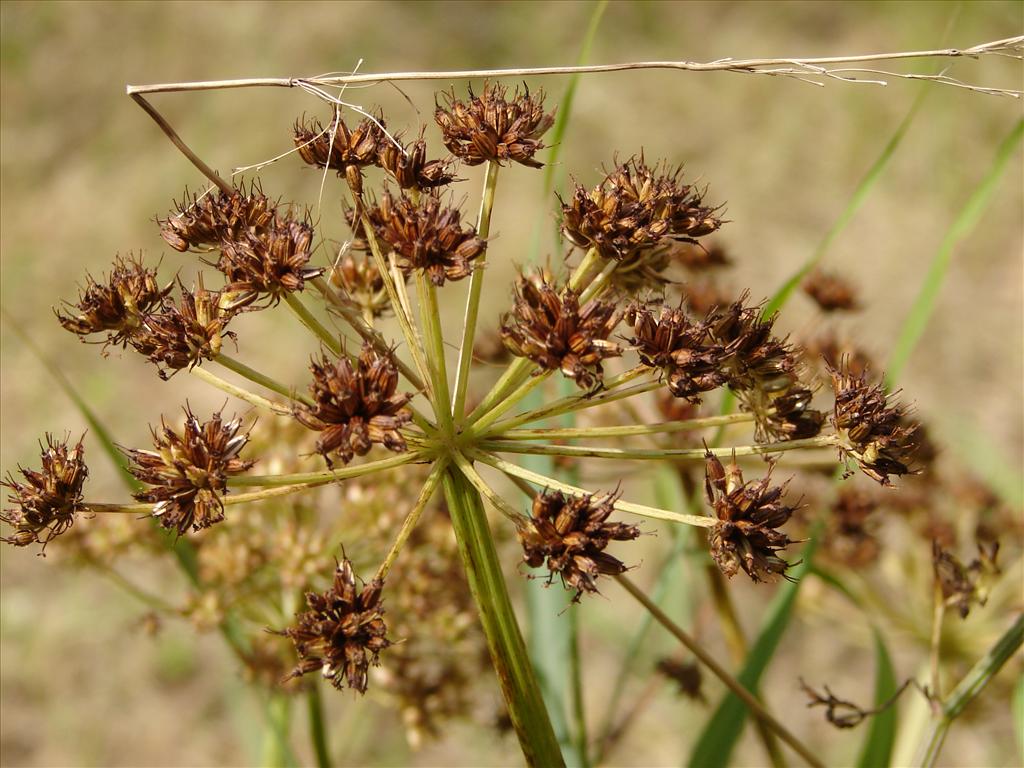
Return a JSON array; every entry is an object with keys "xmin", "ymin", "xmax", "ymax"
[
  {"xmin": 496, "ymin": 412, "xmax": 756, "ymax": 440},
  {"xmin": 374, "ymin": 458, "xmax": 448, "ymax": 580},
  {"xmin": 215, "ymin": 354, "xmax": 314, "ymax": 408},
  {"xmin": 229, "ymin": 450, "xmax": 428, "ymax": 486},
  {"xmin": 189, "ymin": 365, "xmax": 291, "ymax": 415}
]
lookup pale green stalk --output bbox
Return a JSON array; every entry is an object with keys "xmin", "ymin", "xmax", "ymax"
[
  {"xmin": 307, "ymin": 683, "xmax": 331, "ymax": 768},
  {"xmin": 215, "ymin": 353, "xmax": 314, "ymax": 407},
  {"xmin": 450, "ymin": 451, "xmax": 527, "ymax": 523},
  {"xmin": 229, "ymin": 450, "xmax": 427, "ymax": 486},
  {"xmin": 374, "ymin": 458, "xmax": 448, "ymax": 580},
  {"xmin": 284, "ymin": 292, "xmax": 343, "ymax": 356},
  {"xmin": 189, "ymin": 365, "xmax": 290, "ymax": 415},
  {"xmin": 497, "ymin": 412, "xmax": 755, "ymax": 440},
  {"xmin": 469, "ymin": 370, "xmax": 552, "ymax": 435},
  {"xmin": 416, "ymin": 272, "xmax": 454, "ymax": 434},
  {"xmin": 453, "ymin": 161, "xmax": 500, "ymax": 418}
]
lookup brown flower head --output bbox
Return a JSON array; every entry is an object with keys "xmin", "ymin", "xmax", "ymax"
[
  {"xmin": 803, "ymin": 270, "xmax": 860, "ymax": 312},
  {"xmin": 500, "ymin": 271, "xmax": 623, "ymax": 389},
  {"xmin": 329, "ymin": 250, "xmax": 390, "ymax": 318},
  {"xmin": 932, "ymin": 540, "xmax": 1000, "ymax": 619},
  {"xmin": 378, "ymin": 130, "xmax": 456, "ymax": 191},
  {"xmin": 293, "ymin": 113, "xmax": 386, "ymax": 194},
  {"xmin": 365, "ymin": 191, "xmax": 485, "ymax": 285},
  {"xmin": 704, "ymin": 450, "xmax": 798, "ymax": 582},
  {"xmin": 280, "ymin": 557, "xmax": 391, "ymax": 693},
  {"xmin": 656, "ymin": 659, "xmax": 705, "ymax": 702},
  {"xmin": 217, "ymin": 214, "xmax": 323, "ymax": 309},
  {"xmin": 2, "ymin": 434, "xmax": 88, "ymax": 550},
  {"xmin": 828, "ymin": 360, "xmax": 917, "ymax": 485},
  {"xmin": 627, "ymin": 301, "xmax": 728, "ymax": 402},
  {"xmin": 434, "ymin": 82, "xmax": 555, "ymax": 168},
  {"xmin": 56, "ymin": 254, "xmax": 173, "ymax": 348},
  {"xmin": 296, "ymin": 344, "xmax": 413, "ymax": 466},
  {"xmin": 674, "ymin": 242, "xmax": 733, "ymax": 272},
  {"xmin": 123, "ymin": 407, "xmax": 254, "ymax": 536},
  {"xmin": 560, "ymin": 157, "xmax": 722, "ymax": 263},
  {"xmin": 823, "ymin": 486, "xmax": 881, "ymax": 567},
  {"xmin": 130, "ymin": 283, "xmax": 235, "ymax": 379},
  {"xmin": 518, "ymin": 489, "xmax": 640, "ymax": 600},
  {"xmin": 160, "ymin": 184, "xmax": 277, "ymax": 253}
]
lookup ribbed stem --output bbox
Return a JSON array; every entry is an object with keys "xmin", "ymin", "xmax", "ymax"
[
  {"xmin": 442, "ymin": 468, "xmax": 564, "ymax": 767},
  {"xmin": 307, "ymin": 683, "xmax": 331, "ymax": 768}
]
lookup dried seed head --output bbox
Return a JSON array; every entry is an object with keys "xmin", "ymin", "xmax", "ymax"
[
  {"xmin": 704, "ymin": 451, "xmax": 797, "ymax": 582},
  {"xmin": 518, "ymin": 489, "xmax": 640, "ymax": 600},
  {"xmin": 802, "ymin": 333, "xmax": 874, "ymax": 384},
  {"xmin": 217, "ymin": 214, "xmax": 324, "ymax": 309},
  {"xmin": 828, "ymin": 360, "xmax": 917, "ymax": 485},
  {"xmin": 160, "ymin": 184, "xmax": 277, "ymax": 253},
  {"xmin": 803, "ymin": 270, "xmax": 860, "ymax": 312},
  {"xmin": 500, "ymin": 270, "xmax": 623, "ymax": 389},
  {"xmin": 329, "ymin": 250, "xmax": 390, "ymax": 319},
  {"xmin": 56, "ymin": 254, "xmax": 173, "ymax": 348},
  {"xmin": 656, "ymin": 659, "xmax": 705, "ymax": 702},
  {"xmin": 364, "ymin": 192, "xmax": 485, "ymax": 286},
  {"xmin": 674, "ymin": 242, "xmax": 733, "ymax": 271},
  {"xmin": 932, "ymin": 540, "xmax": 1000, "ymax": 619},
  {"xmin": 628, "ymin": 301, "xmax": 728, "ymax": 402},
  {"xmin": 677, "ymin": 278, "xmax": 735, "ymax": 319},
  {"xmin": 434, "ymin": 82, "xmax": 555, "ymax": 168},
  {"xmin": 823, "ymin": 486, "xmax": 881, "ymax": 567},
  {"xmin": 280, "ymin": 557, "xmax": 391, "ymax": 693},
  {"xmin": 2, "ymin": 434, "xmax": 88, "ymax": 550},
  {"xmin": 130, "ymin": 282, "xmax": 235, "ymax": 379},
  {"xmin": 377, "ymin": 130, "xmax": 456, "ymax": 191},
  {"xmin": 560, "ymin": 157, "xmax": 722, "ymax": 262},
  {"xmin": 123, "ymin": 407, "xmax": 254, "ymax": 536},
  {"xmin": 293, "ymin": 114, "xmax": 386, "ymax": 194},
  {"xmin": 296, "ymin": 345, "xmax": 413, "ymax": 466}
]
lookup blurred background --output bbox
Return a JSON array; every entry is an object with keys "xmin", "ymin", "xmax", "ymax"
[{"xmin": 1, "ymin": 1, "xmax": 1021, "ymax": 766}]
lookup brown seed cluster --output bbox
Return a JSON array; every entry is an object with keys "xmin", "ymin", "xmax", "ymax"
[
  {"xmin": 280, "ymin": 557, "xmax": 391, "ymax": 693},
  {"xmin": 828, "ymin": 360, "xmax": 917, "ymax": 485},
  {"xmin": 823, "ymin": 486, "xmax": 881, "ymax": 567},
  {"xmin": 294, "ymin": 114, "xmax": 386, "ymax": 194},
  {"xmin": 560, "ymin": 157, "xmax": 721, "ymax": 263},
  {"xmin": 377, "ymin": 130, "xmax": 457, "ymax": 191},
  {"xmin": 296, "ymin": 345, "xmax": 413, "ymax": 466},
  {"xmin": 932, "ymin": 540, "xmax": 1000, "ymax": 619},
  {"xmin": 518, "ymin": 489, "xmax": 640, "ymax": 600},
  {"xmin": 329, "ymin": 251, "xmax": 390, "ymax": 318},
  {"xmin": 704, "ymin": 450, "xmax": 798, "ymax": 582},
  {"xmin": 56, "ymin": 254, "xmax": 172, "ymax": 349},
  {"xmin": 802, "ymin": 270, "xmax": 860, "ymax": 312},
  {"xmin": 123, "ymin": 408, "xmax": 254, "ymax": 536},
  {"xmin": 500, "ymin": 271, "xmax": 623, "ymax": 389},
  {"xmin": 435, "ymin": 82, "xmax": 555, "ymax": 168},
  {"xmin": 2, "ymin": 434, "xmax": 88, "ymax": 550},
  {"xmin": 363, "ymin": 192, "xmax": 485, "ymax": 285}
]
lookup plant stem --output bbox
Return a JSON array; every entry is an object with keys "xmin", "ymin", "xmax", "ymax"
[
  {"xmin": 929, "ymin": 577, "xmax": 946, "ymax": 708},
  {"xmin": 189, "ymin": 365, "xmax": 290, "ymax": 415},
  {"xmin": 374, "ymin": 458, "xmax": 448, "ymax": 581},
  {"xmin": 450, "ymin": 451, "xmax": 527, "ymax": 524},
  {"xmin": 915, "ymin": 613, "xmax": 1024, "ymax": 767},
  {"xmin": 567, "ymin": 247, "xmax": 604, "ymax": 292},
  {"xmin": 474, "ymin": 450, "xmax": 715, "ymax": 528},
  {"xmin": 416, "ymin": 273, "xmax": 454, "ymax": 435},
  {"xmin": 307, "ymin": 683, "xmax": 332, "ymax": 768},
  {"xmin": 262, "ymin": 693, "xmax": 296, "ymax": 768},
  {"xmin": 479, "ymin": 434, "xmax": 836, "ymax": 461},
  {"xmin": 496, "ymin": 412, "xmax": 756, "ymax": 440},
  {"xmin": 453, "ymin": 160, "xmax": 500, "ymax": 419},
  {"xmin": 284, "ymin": 292, "xmax": 343, "ymax": 357},
  {"xmin": 215, "ymin": 354, "xmax": 314, "ymax": 407},
  {"xmin": 578, "ymin": 258, "xmax": 618, "ymax": 303},
  {"xmin": 466, "ymin": 357, "xmax": 536, "ymax": 425},
  {"xmin": 441, "ymin": 468, "xmax": 564, "ymax": 767},
  {"xmin": 469, "ymin": 370, "xmax": 552, "ymax": 435},
  {"xmin": 615, "ymin": 574, "xmax": 824, "ymax": 768},
  {"xmin": 230, "ymin": 450, "xmax": 427, "ymax": 486}
]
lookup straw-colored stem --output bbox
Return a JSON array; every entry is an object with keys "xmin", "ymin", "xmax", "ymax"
[
  {"xmin": 615, "ymin": 574, "xmax": 824, "ymax": 768},
  {"xmin": 215, "ymin": 354, "xmax": 314, "ymax": 408},
  {"xmin": 189, "ymin": 365, "xmax": 290, "ymax": 415},
  {"xmin": 479, "ymin": 435, "xmax": 837, "ymax": 461},
  {"xmin": 578, "ymin": 258, "xmax": 618, "ymax": 303},
  {"xmin": 473, "ymin": 450, "xmax": 714, "ymax": 528},
  {"xmin": 229, "ymin": 450, "xmax": 428, "ymax": 487},
  {"xmin": 374, "ymin": 458, "xmax": 448, "ymax": 581},
  {"xmin": 496, "ymin": 412, "xmax": 756, "ymax": 441},
  {"xmin": 450, "ymin": 451, "xmax": 527, "ymax": 524},
  {"xmin": 567, "ymin": 247, "xmax": 604, "ymax": 292},
  {"xmin": 453, "ymin": 161, "xmax": 500, "ymax": 419},
  {"xmin": 284, "ymin": 292, "xmax": 343, "ymax": 357}
]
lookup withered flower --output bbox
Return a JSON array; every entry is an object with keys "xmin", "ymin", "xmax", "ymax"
[
  {"xmin": 823, "ymin": 486, "xmax": 880, "ymax": 567},
  {"xmin": 628, "ymin": 301, "xmax": 727, "ymax": 402},
  {"xmin": 674, "ymin": 242, "xmax": 733, "ymax": 271},
  {"xmin": 293, "ymin": 114, "xmax": 386, "ymax": 194},
  {"xmin": 560, "ymin": 157, "xmax": 721, "ymax": 262},
  {"xmin": 123, "ymin": 407, "xmax": 254, "ymax": 536},
  {"xmin": 518, "ymin": 489, "xmax": 640, "ymax": 600},
  {"xmin": 296, "ymin": 345, "xmax": 413, "ymax": 466},
  {"xmin": 704, "ymin": 450, "xmax": 798, "ymax": 582},
  {"xmin": 2, "ymin": 434, "xmax": 88, "ymax": 550},
  {"xmin": 932, "ymin": 540, "xmax": 1000, "ymax": 619},
  {"xmin": 656, "ymin": 658, "xmax": 705, "ymax": 702},
  {"xmin": 803, "ymin": 270, "xmax": 860, "ymax": 312},
  {"xmin": 500, "ymin": 271, "xmax": 623, "ymax": 389},
  {"xmin": 434, "ymin": 82, "xmax": 555, "ymax": 168},
  {"xmin": 130, "ymin": 283, "xmax": 235, "ymax": 379},
  {"xmin": 56, "ymin": 254, "xmax": 173, "ymax": 348},
  {"xmin": 160, "ymin": 184, "xmax": 276, "ymax": 253},
  {"xmin": 280, "ymin": 557, "xmax": 391, "ymax": 693},
  {"xmin": 365, "ymin": 192, "xmax": 484, "ymax": 285},
  {"xmin": 217, "ymin": 215, "xmax": 323, "ymax": 309},
  {"xmin": 828, "ymin": 360, "xmax": 917, "ymax": 485},
  {"xmin": 378, "ymin": 130, "xmax": 456, "ymax": 191},
  {"xmin": 329, "ymin": 250, "xmax": 390, "ymax": 318}
]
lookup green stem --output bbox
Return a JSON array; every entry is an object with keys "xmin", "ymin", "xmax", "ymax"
[
  {"xmin": 466, "ymin": 357, "xmax": 536, "ymax": 425},
  {"xmin": 189, "ymin": 365, "xmax": 290, "ymax": 415},
  {"xmin": 469, "ymin": 370, "xmax": 552, "ymax": 435},
  {"xmin": 416, "ymin": 273, "xmax": 454, "ymax": 434},
  {"xmin": 284, "ymin": 292, "xmax": 343, "ymax": 357},
  {"xmin": 497, "ymin": 412, "xmax": 756, "ymax": 441},
  {"xmin": 577, "ymin": 258, "xmax": 618, "ymax": 303},
  {"xmin": 307, "ymin": 683, "xmax": 331, "ymax": 768},
  {"xmin": 615, "ymin": 575, "xmax": 824, "ymax": 768},
  {"xmin": 230, "ymin": 450, "xmax": 427, "ymax": 486},
  {"xmin": 441, "ymin": 468, "xmax": 564, "ymax": 768},
  {"xmin": 567, "ymin": 247, "xmax": 604, "ymax": 292},
  {"xmin": 453, "ymin": 160, "xmax": 500, "ymax": 419},
  {"xmin": 262, "ymin": 693, "xmax": 296, "ymax": 768},
  {"xmin": 479, "ymin": 435, "xmax": 836, "ymax": 461},
  {"xmin": 375, "ymin": 458, "xmax": 448, "ymax": 580},
  {"xmin": 915, "ymin": 613, "xmax": 1024, "ymax": 767},
  {"xmin": 215, "ymin": 354, "xmax": 314, "ymax": 407}
]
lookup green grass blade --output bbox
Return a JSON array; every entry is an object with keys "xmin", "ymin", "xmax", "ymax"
[
  {"xmin": 857, "ymin": 628, "xmax": 899, "ymax": 768},
  {"xmin": 762, "ymin": 86, "xmax": 929, "ymax": 319},
  {"xmin": 886, "ymin": 118, "xmax": 1024, "ymax": 386},
  {"xmin": 687, "ymin": 536, "xmax": 819, "ymax": 768}
]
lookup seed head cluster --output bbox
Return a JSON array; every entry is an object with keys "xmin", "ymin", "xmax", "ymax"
[{"xmin": 294, "ymin": 114, "xmax": 387, "ymax": 194}]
